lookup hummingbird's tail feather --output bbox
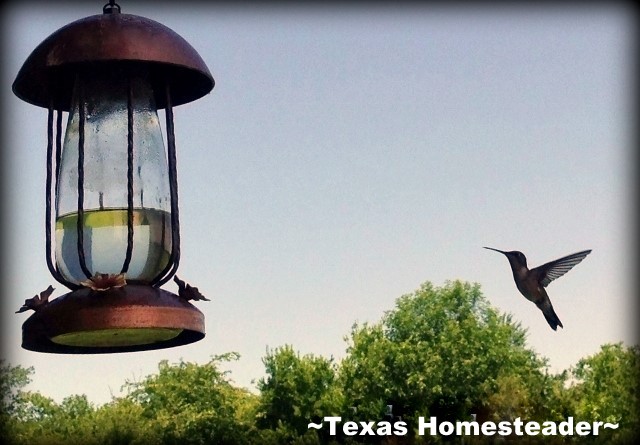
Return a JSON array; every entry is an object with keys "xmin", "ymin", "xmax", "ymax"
[{"xmin": 538, "ymin": 301, "xmax": 563, "ymax": 331}]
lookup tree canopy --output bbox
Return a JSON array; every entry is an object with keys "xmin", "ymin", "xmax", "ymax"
[
  {"xmin": 340, "ymin": 281, "xmax": 552, "ymax": 428},
  {"xmin": 1, "ymin": 280, "xmax": 637, "ymax": 444}
]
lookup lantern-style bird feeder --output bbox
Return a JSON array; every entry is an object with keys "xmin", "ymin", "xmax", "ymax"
[{"xmin": 12, "ymin": 1, "xmax": 214, "ymax": 353}]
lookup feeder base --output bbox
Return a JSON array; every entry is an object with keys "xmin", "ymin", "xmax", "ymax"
[{"xmin": 21, "ymin": 284, "xmax": 205, "ymax": 353}]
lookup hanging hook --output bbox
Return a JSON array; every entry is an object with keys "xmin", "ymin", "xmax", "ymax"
[{"xmin": 103, "ymin": 0, "xmax": 121, "ymax": 14}]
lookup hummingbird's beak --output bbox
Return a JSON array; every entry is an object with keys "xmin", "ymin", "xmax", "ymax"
[{"xmin": 483, "ymin": 246, "xmax": 507, "ymax": 255}]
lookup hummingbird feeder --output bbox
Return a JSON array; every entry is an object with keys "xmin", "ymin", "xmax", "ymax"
[{"xmin": 12, "ymin": 1, "xmax": 214, "ymax": 353}]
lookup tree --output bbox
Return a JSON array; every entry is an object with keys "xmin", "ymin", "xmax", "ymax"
[
  {"xmin": 89, "ymin": 397, "xmax": 156, "ymax": 445},
  {"xmin": 3, "ymin": 390, "xmax": 97, "ymax": 445},
  {"xmin": 339, "ymin": 280, "xmax": 552, "ymax": 434},
  {"xmin": 256, "ymin": 345, "xmax": 343, "ymax": 442},
  {"xmin": 1, "ymin": 361, "xmax": 34, "ymax": 441},
  {"xmin": 2, "ymin": 283, "xmax": 637, "ymax": 445},
  {"xmin": 569, "ymin": 343, "xmax": 640, "ymax": 444},
  {"xmin": 1, "ymin": 362, "xmax": 33, "ymax": 416},
  {"xmin": 124, "ymin": 352, "xmax": 258, "ymax": 445}
]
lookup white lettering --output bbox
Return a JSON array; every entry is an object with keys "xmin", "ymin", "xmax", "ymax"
[
  {"xmin": 576, "ymin": 421, "xmax": 591, "ymax": 436},
  {"xmin": 394, "ymin": 421, "xmax": 408, "ymax": 436},
  {"xmin": 542, "ymin": 421, "xmax": 557, "ymax": 435},
  {"xmin": 498, "ymin": 420, "xmax": 512, "ymax": 436},
  {"xmin": 324, "ymin": 417, "xmax": 341, "ymax": 435},
  {"xmin": 525, "ymin": 421, "xmax": 539, "ymax": 435},
  {"xmin": 513, "ymin": 418, "xmax": 524, "ymax": 436},
  {"xmin": 318, "ymin": 415, "xmax": 609, "ymax": 437},
  {"xmin": 343, "ymin": 421, "xmax": 358, "ymax": 436},
  {"xmin": 439, "ymin": 421, "xmax": 454, "ymax": 436},
  {"xmin": 456, "ymin": 421, "xmax": 479, "ymax": 436},
  {"xmin": 559, "ymin": 417, "xmax": 574, "ymax": 435},
  {"xmin": 418, "ymin": 416, "xmax": 437, "ymax": 435},
  {"xmin": 375, "ymin": 421, "xmax": 391, "ymax": 435},
  {"xmin": 593, "ymin": 421, "xmax": 603, "ymax": 435},
  {"xmin": 359, "ymin": 421, "xmax": 375, "ymax": 435},
  {"xmin": 481, "ymin": 421, "xmax": 496, "ymax": 436}
]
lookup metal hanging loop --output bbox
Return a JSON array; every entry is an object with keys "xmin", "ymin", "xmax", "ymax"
[{"xmin": 103, "ymin": 1, "xmax": 121, "ymax": 14}]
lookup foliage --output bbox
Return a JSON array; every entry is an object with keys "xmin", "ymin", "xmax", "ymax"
[
  {"xmin": 1, "ymin": 353, "xmax": 259, "ymax": 445},
  {"xmin": 568, "ymin": 343, "xmax": 640, "ymax": 444},
  {"xmin": 1, "ymin": 282, "xmax": 638, "ymax": 445},
  {"xmin": 340, "ymin": 280, "xmax": 551, "ymax": 430},
  {"xmin": 0, "ymin": 362, "xmax": 34, "ymax": 441},
  {"xmin": 124, "ymin": 352, "xmax": 259, "ymax": 445},
  {"xmin": 1, "ymin": 361, "xmax": 33, "ymax": 415},
  {"xmin": 256, "ymin": 345, "xmax": 343, "ymax": 440},
  {"xmin": 3, "ymin": 388, "xmax": 95, "ymax": 444}
]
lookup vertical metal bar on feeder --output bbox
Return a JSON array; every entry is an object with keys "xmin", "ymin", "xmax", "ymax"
[
  {"xmin": 152, "ymin": 82, "xmax": 180, "ymax": 287},
  {"xmin": 75, "ymin": 80, "xmax": 92, "ymax": 280},
  {"xmin": 120, "ymin": 78, "xmax": 135, "ymax": 275},
  {"xmin": 46, "ymin": 104, "xmax": 76, "ymax": 288}
]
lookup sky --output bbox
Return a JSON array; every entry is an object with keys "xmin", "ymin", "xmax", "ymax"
[{"xmin": 1, "ymin": 2, "xmax": 635, "ymax": 405}]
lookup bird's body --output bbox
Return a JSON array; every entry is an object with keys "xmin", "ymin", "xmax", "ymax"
[{"xmin": 484, "ymin": 247, "xmax": 592, "ymax": 330}]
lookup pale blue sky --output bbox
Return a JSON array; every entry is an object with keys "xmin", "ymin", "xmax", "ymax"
[{"xmin": 2, "ymin": 3, "xmax": 635, "ymax": 404}]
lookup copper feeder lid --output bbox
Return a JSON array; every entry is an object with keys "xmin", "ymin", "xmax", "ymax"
[
  {"xmin": 22, "ymin": 285, "xmax": 205, "ymax": 354},
  {"xmin": 12, "ymin": 10, "xmax": 214, "ymax": 111}
]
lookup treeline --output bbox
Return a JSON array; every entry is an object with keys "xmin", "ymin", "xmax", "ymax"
[{"xmin": 1, "ymin": 281, "xmax": 638, "ymax": 444}]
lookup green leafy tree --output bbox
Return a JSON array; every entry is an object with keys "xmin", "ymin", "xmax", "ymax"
[
  {"xmin": 125, "ymin": 352, "xmax": 258, "ymax": 445},
  {"xmin": 486, "ymin": 369, "xmax": 572, "ymax": 424},
  {"xmin": 256, "ymin": 345, "xmax": 343, "ymax": 442},
  {"xmin": 1, "ymin": 361, "xmax": 34, "ymax": 442},
  {"xmin": 569, "ymin": 343, "xmax": 640, "ymax": 444},
  {"xmin": 339, "ymin": 280, "xmax": 552, "ymax": 433},
  {"xmin": 3, "ymin": 391, "xmax": 96, "ymax": 445},
  {"xmin": 0, "ymin": 362, "xmax": 75, "ymax": 444},
  {"xmin": 2, "ymin": 355, "xmax": 260, "ymax": 445},
  {"xmin": 2, "ymin": 284, "xmax": 637, "ymax": 445},
  {"xmin": 89, "ymin": 397, "xmax": 151, "ymax": 445},
  {"xmin": 1, "ymin": 361, "xmax": 33, "ymax": 417}
]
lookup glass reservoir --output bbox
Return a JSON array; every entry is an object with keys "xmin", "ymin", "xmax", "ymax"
[{"xmin": 55, "ymin": 70, "xmax": 172, "ymax": 286}]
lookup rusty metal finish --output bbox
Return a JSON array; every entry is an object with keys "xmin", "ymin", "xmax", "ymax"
[
  {"xmin": 21, "ymin": 284, "xmax": 205, "ymax": 353},
  {"xmin": 45, "ymin": 106, "xmax": 76, "ymax": 289},
  {"xmin": 151, "ymin": 83, "xmax": 181, "ymax": 287},
  {"xmin": 13, "ymin": 12, "xmax": 214, "ymax": 110}
]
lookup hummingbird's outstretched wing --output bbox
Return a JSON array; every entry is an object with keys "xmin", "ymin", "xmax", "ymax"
[{"xmin": 532, "ymin": 250, "xmax": 592, "ymax": 287}]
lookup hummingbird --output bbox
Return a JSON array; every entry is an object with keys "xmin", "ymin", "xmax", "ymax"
[{"xmin": 483, "ymin": 247, "xmax": 592, "ymax": 330}]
